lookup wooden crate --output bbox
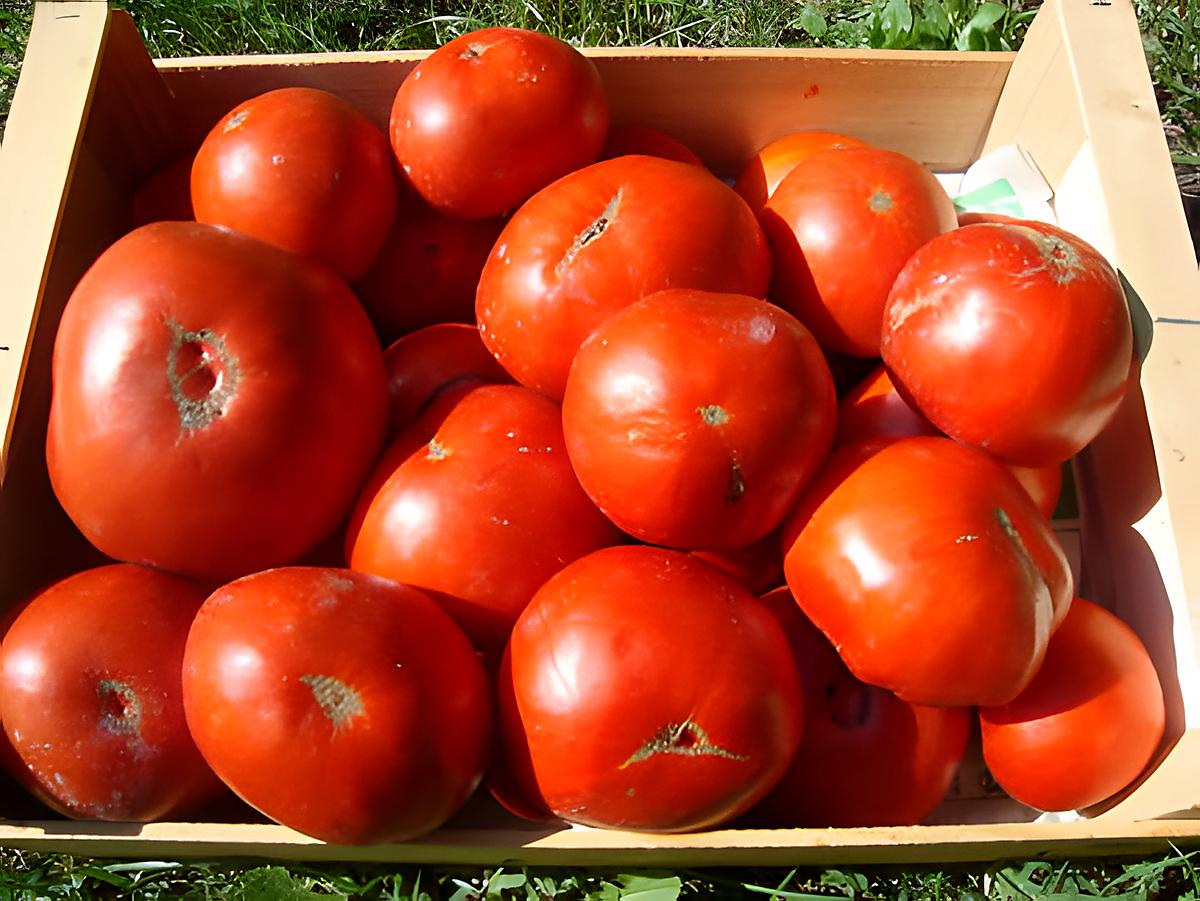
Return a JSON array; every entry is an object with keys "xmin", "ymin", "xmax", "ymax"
[{"xmin": 1, "ymin": 0, "xmax": 1199, "ymax": 865}]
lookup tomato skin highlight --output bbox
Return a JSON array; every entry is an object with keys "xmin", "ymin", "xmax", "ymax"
[
  {"xmin": 733, "ymin": 130, "xmax": 869, "ymax": 212},
  {"xmin": 390, "ymin": 27, "xmax": 609, "ymax": 220},
  {"xmin": 980, "ymin": 597, "xmax": 1165, "ymax": 812},
  {"xmin": 0, "ymin": 564, "xmax": 224, "ymax": 822},
  {"xmin": 784, "ymin": 436, "xmax": 1074, "ymax": 708},
  {"xmin": 497, "ymin": 545, "xmax": 804, "ymax": 832},
  {"xmin": 182, "ymin": 567, "xmax": 491, "ymax": 844},
  {"xmin": 882, "ymin": 220, "xmax": 1133, "ymax": 467}
]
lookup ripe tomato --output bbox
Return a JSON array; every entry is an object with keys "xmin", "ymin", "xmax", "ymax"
[
  {"xmin": 981, "ymin": 598, "xmax": 1165, "ymax": 811},
  {"xmin": 763, "ymin": 146, "xmax": 957, "ymax": 356},
  {"xmin": 733, "ymin": 130, "xmax": 868, "ymax": 211},
  {"xmin": 476, "ymin": 155, "xmax": 771, "ymax": 398},
  {"xmin": 779, "ymin": 438, "xmax": 892, "ymax": 555},
  {"xmin": 383, "ymin": 323, "xmax": 511, "ymax": 437},
  {"xmin": 689, "ymin": 529, "xmax": 785, "ymax": 595},
  {"xmin": 839, "ymin": 366, "xmax": 1063, "ymax": 518},
  {"xmin": 602, "ymin": 124, "xmax": 704, "ymax": 167},
  {"xmin": 47, "ymin": 222, "xmax": 388, "ymax": 581},
  {"xmin": 785, "ymin": 437, "xmax": 1073, "ymax": 707},
  {"xmin": 182, "ymin": 567, "xmax": 490, "ymax": 844},
  {"xmin": 355, "ymin": 196, "xmax": 505, "ymax": 344},
  {"xmin": 191, "ymin": 87, "xmax": 397, "ymax": 281},
  {"xmin": 349, "ymin": 384, "xmax": 621, "ymax": 652},
  {"xmin": 497, "ymin": 545, "xmax": 803, "ymax": 831},
  {"xmin": 0, "ymin": 564, "xmax": 223, "ymax": 821},
  {"xmin": 882, "ymin": 220, "xmax": 1133, "ymax": 466},
  {"xmin": 390, "ymin": 27, "xmax": 608, "ymax": 219},
  {"xmin": 563, "ymin": 289, "xmax": 836, "ymax": 550},
  {"xmin": 132, "ymin": 156, "xmax": 194, "ymax": 226},
  {"xmin": 748, "ymin": 587, "xmax": 969, "ymax": 827}
]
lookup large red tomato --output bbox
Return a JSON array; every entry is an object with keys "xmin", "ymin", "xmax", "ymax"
[
  {"xmin": 749, "ymin": 587, "xmax": 969, "ymax": 827},
  {"xmin": 47, "ymin": 222, "xmax": 388, "ymax": 581},
  {"xmin": 881, "ymin": 220, "xmax": 1133, "ymax": 467},
  {"xmin": 562, "ymin": 289, "xmax": 835, "ymax": 549},
  {"xmin": 602, "ymin": 125, "xmax": 704, "ymax": 167},
  {"xmin": 497, "ymin": 546, "xmax": 803, "ymax": 831},
  {"xmin": 348, "ymin": 384, "xmax": 621, "ymax": 651},
  {"xmin": 733, "ymin": 130, "xmax": 868, "ymax": 212},
  {"xmin": 355, "ymin": 197, "xmax": 505, "ymax": 344},
  {"xmin": 0, "ymin": 564, "xmax": 224, "ymax": 821},
  {"xmin": 980, "ymin": 597, "xmax": 1165, "ymax": 812},
  {"xmin": 476, "ymin": 155, "xmax": 771, "ymax": 398},
  {"xmin": 784, "ymin": 437, "xmax": 1073, "ymax": 707},
  {"xmin": 390, "ymin": 27, "xmax": 608, "ymax": 219},
  {"xmin": 182, "ymin": 567, "xmax": 490, "ymax": 844},
  {"xmin": 763, "ymin": 146, "xmax": 957, "ymax": 357},
  {"xmin": 191, "ymin": 87, "xmax": 397, "ymax": 281}
]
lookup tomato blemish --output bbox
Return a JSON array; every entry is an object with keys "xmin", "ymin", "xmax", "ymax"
[
  {"xmin": 696, "ymin": 404, "xmax": 730, "ymax": 426},
  {"xmin": 725, "ymin": 462, "xmax": 746, "ymax": 505},
  {"xmin": 869, "ymin": 191, "xmax": 894, "ymax": 213},
  {"xmin": 300, "ymin": 673, "xmax": 364, "ymax": 732},
  {"xmin": 97, "ymin": 679, "xmax": 142, "ymax": 737},
  {"xmin": 166, "ymin": 321, "xmax": 240, "ymax": 433},
  {"xmin": 223, "ymin": 109, "xmax": 249, "ymax": 132},
  {"xmin": 620, "ymin": 719, "xmax": 747, "ymax": 769},
  {"xmin": 426, "ymin": 439, "xmax": 452, "ymax": 461},
  {"xmin": 556, "ymin": 188, "xmax": 623, "ymax": 278}
]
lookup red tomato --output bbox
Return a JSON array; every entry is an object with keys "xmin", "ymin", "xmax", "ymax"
[
  {"xmin": 749, "ymin": 587, "xmax": 969, "ymax": 827},
  {"xmin": 881, "ymin": 220, "xmax": 1133, "ymax": 467},
  {"xmin": 839, "ymin": 366, "xmax": 1063, "ymax": 518},
  {"xmin": 689, "ymin": 529, "xmax": 785, "ymax": 594},
  {"xmin": 191, "ymin": 87, "xmax": 397, "ymax": 281},
  {"xmin": 784, "ymin": 437, "xmax": 1073, "ymax": 707},
  {"xmin": 355, "ymin": 198, "xmax": 505, "ymax": 344},
  {"xmin": 383, "ymin": 323, "xmax": 511, "ymax": 437},
  {"xmin": 182, "ymin": 567, "xmax": 490, "ymax": 844},
  {"xmin": 980, "ymin": 597, "xmax": 1165, "ymax": 811},
  {"xmin": 497, "ymin": 545, "xmax": 803, "ymax": 831},
  {"xmin": 349, "ymin": 384, "xmax": 621, "ymax": 651},
  {"xmin": 132, "ymin": 156, "xmax": 194, "ymax": 226},
  {"xmin": 563, "ymin": 289, "xmax": 836, "ymax": 550},
  {"xmin": 390, "ymin": 27, "xmax": 608, "ymax": 219},
  {"xmin": 476, "ymin": 155, "xmax": 771, "ymax": 398},
  {"xmin": 733, "ymin": 130, "xmax": 868, "ymax": 211},
  {"xmin": 47, "ymin": 222, "xmax": 388, "ymax": 581},
  {"xmin": 0, "ymin": 564, "xmax": 223, "ymax": 821},
  {"xmin": 602, "ymin": 125, "xmax": 704, "ymax": 167},
  {"xmin": 763, "ymin": 146, "xmax": 957, "ymax": 357}
]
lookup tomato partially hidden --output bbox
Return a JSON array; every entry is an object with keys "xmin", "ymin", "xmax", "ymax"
[
  {"xmin": 733, "ymin": 131, "xmax": 868, "ymax": 212},
  {"xmin": 602, "ymin": 125, "xmax": 704, "ymax": 167}
]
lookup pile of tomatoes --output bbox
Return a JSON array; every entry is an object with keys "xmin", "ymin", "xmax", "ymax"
[{"xmin": 0, "ymin": 26, "xmax": 1167, "ymax": 844}]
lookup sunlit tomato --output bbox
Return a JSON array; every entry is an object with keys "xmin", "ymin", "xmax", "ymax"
[
  {"xmin": 779, "ymin": 438, "xmax": 892, "ymax": 555},
  {"xmin": 839, "ymin": 366, "xmax": 1062, "ymax": 518},
  {"xmin": 132, "ymin": 156, "xmax": 194, "ymax": 226},
  {"xmin": 0, "ymin": 564, "xmax": 223, "ymax": 821},
  {"xmin": 563, "ymin": 290, "xmax": 836, "ymax": 550},
  {"xmin": 733, "ymin": 130, "xmax": 868, "ymax": 211},
  {"xmin": 349, "ymin": 384, "xmax": 621, "ymax": 651},
  {"xmin": 47, "ymin": 222, "xmax": 388, "ymax": 581},
  {"xmin": 355, "ymin": 198, "xmax": 505, "ymax": 344},
  {"xmin": 390, "ymin": 27, "xmax": 608, "ymax": 219},
  {"xmin": 784, "ymin": 437, "xmax": 1073, "ymax": 707},
  {"xmin": 602, "ymin": 125, "xmax": 704, "ymax": 167},
  {"xmin": 690, "ymin": 529, "xmax": 785, "ymax": 594},
  {"xmin": 477, "ymin": 155, "xmax": 771, "ymax": 398},
  {"xmin": 192, "ymin": 87, "xmax": 397, "ymax": 281},
  {"xmin": 182, "ymin": 567, "xmax": 490, "ymax": 844},
  {"xmin": 763, "ymin": 146, "xmax": 957, "ymax": 356},
  {"xmin": 497, "ymin": 546, "xmax": 803, "ymax": 831},
  {"xmin": 882, "ymin": 220, "xmax": 1133, "ymax": 467},
  {"xmin": 980, "ymin": 597, "xmax": 1165, "ymax": 811},
  {"xmin": 383, "ymin": 323, "xmax": 511, "ymax": 437},
  {"xmin": 748, "ymin": 587, "xmax": 969, "ymax": 826}
]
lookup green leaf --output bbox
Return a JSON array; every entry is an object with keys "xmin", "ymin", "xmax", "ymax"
[
  {"xmin": 614, "ymin": 874, "xmax": 682, "ymax": 900},
  {"xmin": 487, "ymin": 871, "xmax": 529, "ymax": 894},
  {"xmin": 235, "ymin": 867, "xmax": 331, "ymax": 901},
  {"xmin": 822, "ymin": 869, "xmax": 872, "ymax": 896},
  {"xmin": 1172, "ymin": 153, "xmax": 1200, "ymax": 165},
  {"xmin": 879, "ymin": 0, "xmax": 913, "ymax": 47},
  {"xmin": 955, "ymin": 1, "xmax": 1006, "ymax": 51},
  {"xmin": 922, "ymin": 1, "xmax": 952, "ymax": 41},
  {"xmin": 796, "ymin": 4, "xmax": 827, "ymax": 38}
]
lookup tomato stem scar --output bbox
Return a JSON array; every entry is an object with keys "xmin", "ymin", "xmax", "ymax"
[
  {"xmin": 426, "ymin": 439, "xmax": 452, "ymax": 461},
  {"xmin": 165, "ymin": 320, "xmax": 240, "ymax": 433},
  {"xmin": 556, "ymin": 188, "xmax": 622, "ymax": 277},
  {"xmin": 696, "ymin": 404, "xmax": 730, "ymax": 426},
  {"xmin": 97, "ymin": 679, "xmax": 142, "ymax": 737},
  {"xmin": 621, "ymin": 719, "xmax": 746, "ymax": 769},
  {"xmin": 300, "ymin": 674, "xmax": 364, "ymax": 732},
  {"xmin": 869, "ymin": 191, "xmax": 894, "ymax": 213}
]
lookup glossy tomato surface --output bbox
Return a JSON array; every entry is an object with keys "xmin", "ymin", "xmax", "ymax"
[
  {"xmin": 0, "ymin": 564, "xmax": 223, "ymax": 821},
  {"xmin": 749, "ymin": 587, "xmax": 969, "ymax": 827},
  {"xmin": 784, "ymin": 437, "xmax": 1073, "ymax": 707},
  {"xmin": 763, "ymin": 146, "xmax": 957, "ymax": 356},
  {"xmin": 390, "ymin": 27, "xmax": 608, "ymax": 219},
  {"xmin": 882, "ymin": 220, "xmax": 1133, "ymax": 466},
  {"xmin": 733, "ymin": 130, "xmax": 868, "ymax": 212},
  {"xmin": 182, "ymin": 567, "xmax": 490, "ymax": 844},
  {"xmin": 602, "ymin": 125, "xmax": 704, "ymax": 166},
  {"xmin": 498, "ymin": 545, "xmax": 803, "ymax": 831},
  {"xmin": 47, "ymin": 222, "xmax": 388, "ymax": 581},
  {"xmin": 980, "ymin": 597, "xmax": 1165, "ymax": 812},
  {"xmin": 476, "ymin": 155, "xmax": 771, "ymax": 398},
  {"xmin": 349, "ymin": 384, "xmax": 621, "ymax": 651},
  {"xmin": 382, "ymin": 323, "xmax": 511, "ymax": 437},
  {"xmin": 191, "ymin": 87, "xmax": 397, "ymax": 281},
  {"xmin": 563, "ymin": 289, "xmax": 835, "ymax": 549}
]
